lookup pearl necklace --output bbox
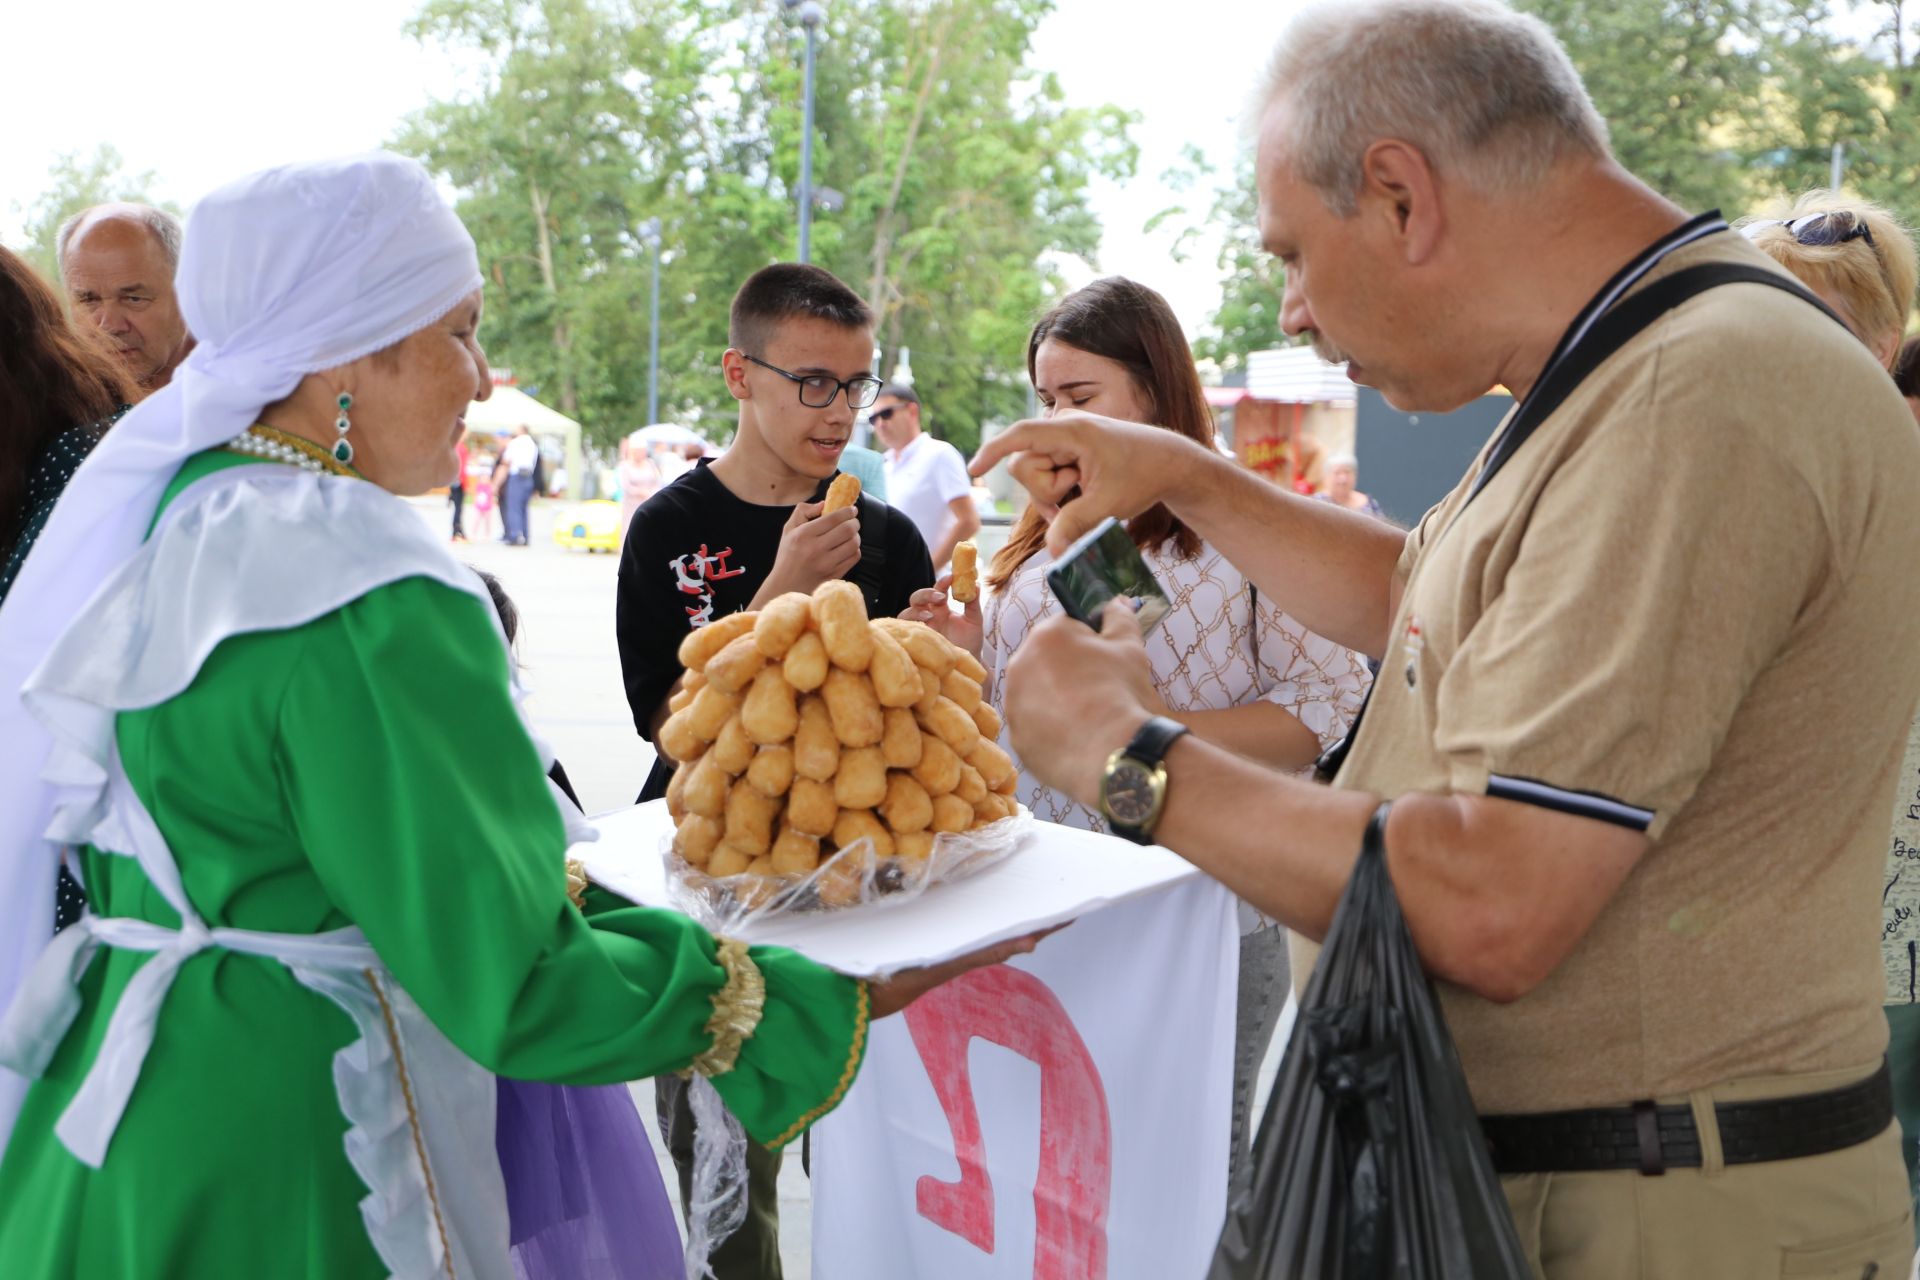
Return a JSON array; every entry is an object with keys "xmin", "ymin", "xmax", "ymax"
[{"xmin": 225, "ymin": 424, "xmax": 360, "ymax": 479}]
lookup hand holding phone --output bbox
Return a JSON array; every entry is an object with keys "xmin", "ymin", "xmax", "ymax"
[{"xmin": 1045, "ymin": 517, "xmax": 1171, "ymax": 633}]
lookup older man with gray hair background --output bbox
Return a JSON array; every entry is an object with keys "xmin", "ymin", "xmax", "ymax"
[
  {"xmin": 58, "ymin": 203, "xmax": 193, "ymax": 398},
  {"xmin": 975, "ymin": 0, "xmax": 1920, "ymax": 1274}
]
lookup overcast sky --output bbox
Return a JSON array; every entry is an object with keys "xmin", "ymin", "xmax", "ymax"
[{"xmin": 0, "ymin": 0, "xmax": 1301, "ymax": 338}]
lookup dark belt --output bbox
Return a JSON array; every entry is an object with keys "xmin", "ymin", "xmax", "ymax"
[{"xmin": 1481, "ymin": 1060, "xmax": 1892, "ymax": 1176}]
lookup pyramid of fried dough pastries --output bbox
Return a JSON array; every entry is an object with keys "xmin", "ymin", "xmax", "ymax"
[{"xmin": 661, "ymin": 580, "xmax": 1018, "ymax": 894}]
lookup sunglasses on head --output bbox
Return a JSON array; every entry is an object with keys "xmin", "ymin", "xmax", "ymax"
[{"xmin": 1743, "ymin": 210, "xmax": 1878, "ymax": 251}]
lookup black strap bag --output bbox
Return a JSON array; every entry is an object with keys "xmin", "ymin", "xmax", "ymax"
[{"xmin": 1208, "ymin": 806, "xmax": 1530, "ymax": 1279}]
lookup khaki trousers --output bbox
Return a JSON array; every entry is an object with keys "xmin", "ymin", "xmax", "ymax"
[{"xmin": 1500, "ymin": 1062, "xmax": 1913, "ymax": 1279}]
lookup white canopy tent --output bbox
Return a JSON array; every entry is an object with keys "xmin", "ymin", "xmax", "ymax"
[{"xmin": 463, "ymin": 384, "xmax": 585, "ymax": 499}]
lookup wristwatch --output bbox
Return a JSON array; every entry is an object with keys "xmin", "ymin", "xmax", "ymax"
[{"xmin": 1099, "ymin": 716, "xmax": 1189, "ymax": 844}]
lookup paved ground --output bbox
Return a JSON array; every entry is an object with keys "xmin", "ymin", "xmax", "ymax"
[{"xmin": 430, "ymin": 494, "xmax": 1288, "ymax": 1278}]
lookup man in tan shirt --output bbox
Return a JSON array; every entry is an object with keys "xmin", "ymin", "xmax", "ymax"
[{"xmin": 973, "ymin": 0, "xmax": 1920, "ymax": 1273}]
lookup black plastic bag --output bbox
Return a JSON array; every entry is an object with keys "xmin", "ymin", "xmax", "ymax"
[{"xmin": 1209, "ymin": 804, "xmax": 1531, "ymax": 1280}]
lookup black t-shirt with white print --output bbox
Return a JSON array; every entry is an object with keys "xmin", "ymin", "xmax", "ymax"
[{"xmin": 617, "ymin": 459, "xmax": 935, "ymax": 802}]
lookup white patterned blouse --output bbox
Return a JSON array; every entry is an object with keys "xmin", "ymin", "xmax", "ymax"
[{"xmin": 981, "ymin": 537, "xmax": 1373, "ymax": 842}]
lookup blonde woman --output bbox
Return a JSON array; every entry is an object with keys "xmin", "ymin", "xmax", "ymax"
[
  {"xmin": 1740, "ymin": 192, "xmax": 1916, "ymax": 367},
  {"xmin": 1741, "ymin": 190, "xmax": 1920, "ymax": 1225}
]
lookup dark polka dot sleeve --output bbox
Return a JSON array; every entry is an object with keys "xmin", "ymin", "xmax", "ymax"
[
  {"xmin": 0, "ymin": 414, "xmax": 120, "ymax": 608},
  {"xmin": 4, "ymin": 410, "xmax": 125, "ymax": 933}
]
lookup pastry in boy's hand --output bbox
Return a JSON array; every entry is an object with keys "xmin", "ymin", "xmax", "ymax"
[{"xmin": 823, "ymin": 472, "xmax": 861, "ymax": 514}]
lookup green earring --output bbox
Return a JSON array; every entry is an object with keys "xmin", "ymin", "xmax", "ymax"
[{"xmin": 333, "ymin": 393, "xmax": 354, "ymax": 465}]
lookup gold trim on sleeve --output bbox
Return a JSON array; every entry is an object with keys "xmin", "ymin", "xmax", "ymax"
[
  {"xmin": 686, "ymin": 937, "xmax": 767, "ymax": 1079},
  {"xmin": 768, "ymin": 978, "xmax": 870, "ymax": 1151},
  {"xmin": 564, "ymin": 858, "xmax": 589, "ymax": 910}
]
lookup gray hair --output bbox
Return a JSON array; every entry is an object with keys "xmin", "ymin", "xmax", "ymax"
[
  {"xmin": 56, "ymin": 203, "xmax": 184, "ymax": 279},
  {"xmin": 1256, "ymin": 0, "xmax": 1609, "ymax": 215},
  {"xmin": 1326, "ymin": 452, "xmax": 1359, "ymax": 473}
]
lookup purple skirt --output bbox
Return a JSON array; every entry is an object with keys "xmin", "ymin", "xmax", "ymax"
[{"xmin": 496, "ymin": 1079, "xmax": 683, "ymax": 1279}]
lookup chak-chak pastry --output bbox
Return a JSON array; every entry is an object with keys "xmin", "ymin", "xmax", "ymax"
[
  {"xmin": 679, "ymin": 611, "xmax": 758, "ymax": 670},
  {"xmin": 948, "ymin": 540, "xmax": 978, "ymax": 604},
  {"xmin": 823, "ymin": 472, "xmax": 862, "ymax": 514},
  {"xmin": 754, "ymin": 592, "xmax": 814, "ymax": 659}
]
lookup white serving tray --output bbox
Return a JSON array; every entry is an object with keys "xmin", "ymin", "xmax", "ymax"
[{"xmin": 573, "ymin": 801, "xmax": 1203, "ymax": 978}]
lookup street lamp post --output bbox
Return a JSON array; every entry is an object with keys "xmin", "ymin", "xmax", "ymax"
[
  {"xmin": 639, "ymin": 217, "xmax": 662, "ymax": 426},
  {"xmin": 786, "ymin": 0, "xmax": 827, "ymax": 263}
]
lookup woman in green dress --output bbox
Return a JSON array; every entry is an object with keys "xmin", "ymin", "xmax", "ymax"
[{"xmin": 0, "ymin": 153, "xmax": 1034, "ymax": 1279}]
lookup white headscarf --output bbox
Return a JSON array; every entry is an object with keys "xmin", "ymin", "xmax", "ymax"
[{"xmin": 0, "ymin": 152, "xmax": 483, "ymax": 1136}]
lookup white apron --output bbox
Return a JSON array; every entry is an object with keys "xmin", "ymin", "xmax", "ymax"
[{"xmin": 0, "ymin": 463, "xmax": 572, "ymax": 1279}]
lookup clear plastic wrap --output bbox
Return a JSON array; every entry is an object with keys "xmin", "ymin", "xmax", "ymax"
[
  {"xmin": 669, "ymin": 809, "xmax": 1030, "ymax": 1276},
  {"xmin": 664, "ymin": 810, "xmax": 1032, "ymax": 933},
  {"xmin": 681, "ymin": 1074, "xmax": 748, "ymax": 1280}
]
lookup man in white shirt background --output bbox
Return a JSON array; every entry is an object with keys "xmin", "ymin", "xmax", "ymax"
[
  {"xmin": 870, "ymin": 383, "xmax": 979, "ymax": 568},
  {"xmin": 501, "ymin": 424, "xmax": 539, "ymax": 546}
]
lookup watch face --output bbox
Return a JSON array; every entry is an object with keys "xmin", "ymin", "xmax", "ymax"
[{"xmin": 1105, "ymin": 761, "xmax": 1160, "ymax": 826}]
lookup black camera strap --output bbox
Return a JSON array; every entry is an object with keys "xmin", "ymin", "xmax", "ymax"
[{"xmin": 1313, "ymin": 260, "xmax": 1846, "ymax": 783}]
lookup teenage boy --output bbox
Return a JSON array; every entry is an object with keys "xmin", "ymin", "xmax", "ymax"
[{"xmin": 615, "ymin": 262, "xmax": 934, "ymax": 1279}]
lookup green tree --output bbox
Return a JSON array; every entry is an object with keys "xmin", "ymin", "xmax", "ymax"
[
  {"xmin": 11, "ymin": 145, "xmax": 174, "ymax": 285},
  {"xmin": 397, "ymin": 0, "xmax": 1137, "ymax": 455},
  {"xmin": 1520, "ymin": 0, "xmax": 1920, "ymax": 239},
  {"xmin": 1515, "ymin": 0, "xmax": 1768, "ymax": 214},
  {"xmin": 397, "ymin": 0, "xmax": 722, "ymax": 447},
  {"xmin": 1175, "ymin": 0, "xmax": 1920, "ymax": 367},
  {"xmin": 798, "ymin": 0, "xmax": 1138, "ymax": 451},
  {"xmin": 1147, "ymin": 148, "xmax": 1290, "ymax": 374}
]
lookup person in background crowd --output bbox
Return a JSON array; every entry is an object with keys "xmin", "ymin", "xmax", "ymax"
[
  {"xmin": 618, "ymin": 435, "xmax": 662, "ymax": 532},
  {"xmin": 0, "ymin": 153, "xmax": 1023, "ymax": 1280},
  {"xmin": 908, "ymin": 275, "xmax": 1371, "ymax": 1188},
  {"xmin": 471, "ymin": 451, "xmax": 497, "ymax": 541},
  {"xmin": 870, "ymin": 382, "xmax": 980, "ymax": 567},
  {"xmin": 502, "ymin": 423, "xmax": 537, "ymax": 545},
  {"xmin": 1898, "ymin": 336, "xmax": 1920, "ymax": 425},
  {"xmin": 974, "ymin": 1, "xmax": 1920, "ymax": 1273},
  {"xmin": 1314, "ymin": 451, "xmax": 1384, "ymax": 518},
  {"xmin": 450, "ymin": 433, "xmax": 469, "ymax": 541},
  {"xmin": 617, "ymin": 262, "xmax": 935, "ymax": 1280},
  {"xmin": 655, "ymin": 439, "xmax": 698, "ymax": 486},
  {"xmin": 0, "ymin": 244, "xmax": 136, "ymax": 937},
  {"xmin": 1740, "ymin": 193, "xmax": 1920, "ymax": 1232},
  {"xmin": 57, "ymin": 204, "xmax": 193, "ymax": 398},
  {"xmin": 1742, "ymin": 193, "xmax": 1917, "ymax": 369}
]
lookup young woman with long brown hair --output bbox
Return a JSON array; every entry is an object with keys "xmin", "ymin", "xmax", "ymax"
[
  {"xmin": 906, "ymin": 275, "xmax": 1370, "ymax": 1184},
  {"xmin": 0, "ymin": 245, "xmax": 134, "ymax": 606},
  {"xmin": 0, "ymin": 247, "xmax": 135, "ymax": 934}
]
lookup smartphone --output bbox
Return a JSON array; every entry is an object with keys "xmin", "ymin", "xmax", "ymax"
[{"xmin": 1045, "ymin": 517, "xmax": 1171, "ymax": 633}]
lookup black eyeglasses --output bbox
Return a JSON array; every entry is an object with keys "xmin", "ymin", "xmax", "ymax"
[
  {"xmin": 740, "ymin": 353, "xmax": 883, "ymax": 410},
  {"xmin": 869, "ymin": 406, "xmax": 902, "ymax": 424}
]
